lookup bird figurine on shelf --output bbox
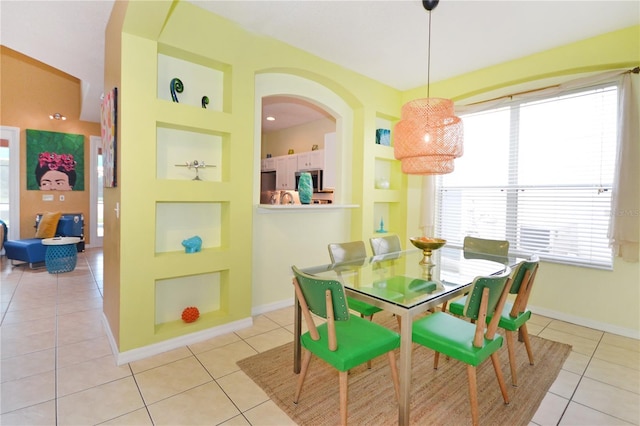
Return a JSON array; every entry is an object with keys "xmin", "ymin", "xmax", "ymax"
[{"xmin": 174, "ymin": 160, "xmax": 215, "ymax": 181}]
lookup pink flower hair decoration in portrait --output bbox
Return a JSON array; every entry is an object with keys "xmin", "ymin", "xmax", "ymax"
[{"xmin": 38, "ymin": 152, "xmax": 76, "ymax": 172}]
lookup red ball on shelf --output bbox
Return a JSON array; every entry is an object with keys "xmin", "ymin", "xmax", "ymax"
[{"xmin": 181, "ymin": 306, "xmax": 200, "ymax": 323}]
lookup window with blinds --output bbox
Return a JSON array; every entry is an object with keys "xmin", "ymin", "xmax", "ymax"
[{"xmin": 436, "ymin": 84, "xmax": 618, "ymax": 269}]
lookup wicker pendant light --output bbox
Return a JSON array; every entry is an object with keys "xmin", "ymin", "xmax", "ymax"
[{"xmin": 394, "ymin": 0, "xmax": 463, "ymax": 175}]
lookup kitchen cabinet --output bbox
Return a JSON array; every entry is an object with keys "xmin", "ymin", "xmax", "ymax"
[
  {"xmin": 276, "ymin": 155, "xmax": 297, "ymax": 190},
  {"xmin": 261, "ymin": 157, "xmax": 276, "ymax": 171},
  {"xmin": 297, "ymin": 150, "xmax": 324, "ymax": 171}
]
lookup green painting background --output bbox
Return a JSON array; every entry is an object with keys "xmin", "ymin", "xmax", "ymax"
[{"xmin": 26, "ymin": 129, "xmax": 85, "ymax": 191}]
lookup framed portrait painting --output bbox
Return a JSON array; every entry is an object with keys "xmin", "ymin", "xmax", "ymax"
[
  {"xmin": 26, "ymin": 129, "xmax": 84, "ymax": 191},
  {"xmin": 101, "ymin": 87, "xmax": 118, "ymax": 187}
]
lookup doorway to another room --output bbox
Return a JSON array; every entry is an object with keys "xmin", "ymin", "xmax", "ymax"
[
  {"xmin": 0, "ymin": 126, "xmax": 20, "ymax": 241},
  {"xmin": 90, "ymin": 135, "xmax": 103, "ymax": 247}
]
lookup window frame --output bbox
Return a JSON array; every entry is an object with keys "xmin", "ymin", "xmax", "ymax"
[{"xmin": 435, "ymin": 82, "xmax": 619, "ymax": 270}]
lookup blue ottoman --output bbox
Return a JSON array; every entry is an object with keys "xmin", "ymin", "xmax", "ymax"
[{"xmin": 4, "ymin": 238, "xmax": 48, "ymax": 268}]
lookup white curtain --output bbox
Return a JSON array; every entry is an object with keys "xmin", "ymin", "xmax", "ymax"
[{"xmin": 608, "ymin": 70, "xmax": 639, "ymax": 262}]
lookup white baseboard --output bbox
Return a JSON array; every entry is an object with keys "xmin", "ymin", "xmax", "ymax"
[
  {"xmin": 251, "ymin": 298, "xmax": 295, "ymax": 316},
  {"xmin": 529, "ymin": 304, "xmax": 640, "ymax": 340},
  {"xmin": 102, "ymin": 314, "xmax": 254, "ymax": 366},
  {"xmin": 101, "ymin": 299, "xmax": 638, "ymax": 366}
]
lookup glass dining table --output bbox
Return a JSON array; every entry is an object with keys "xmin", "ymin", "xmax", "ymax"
[{"xmin": 294, "ymin": 246, "xmax": 520, "ymax": 425}]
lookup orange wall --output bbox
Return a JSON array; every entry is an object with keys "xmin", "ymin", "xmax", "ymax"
[{"xmin": 0, "ymin": 46, "xmax": 100, "ymax": 242}]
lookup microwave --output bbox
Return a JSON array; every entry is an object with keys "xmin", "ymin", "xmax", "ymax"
[{"xmin": 295, "ymin": 170, "xmax": 324, "ymax": 193}]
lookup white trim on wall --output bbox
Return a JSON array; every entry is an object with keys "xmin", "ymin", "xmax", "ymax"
[
  {"xmin": 89, "ymin": 135, "xmax": 103, "ymax": 247},
  {"xmin": 530, "ymin": 304, "xmax": 640, "ymax": 340},
  {"xmin": 1, "ymin": 126, "xmax": 20, "ymax": 240}
]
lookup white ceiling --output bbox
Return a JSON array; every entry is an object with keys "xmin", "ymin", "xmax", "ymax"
[{"xmin": 1, "ymin": 0, "xmax": 638, "ymax": 127}]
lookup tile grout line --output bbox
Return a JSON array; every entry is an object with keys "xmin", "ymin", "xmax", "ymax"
[
  {"xmin": 554, "ymin": 331, "xmax": 603, "ymax": 425},
  {"xmin": 189, "ymin": 345, "xmax": 255, "ymax": 424},
  {"xmin": 54, "ymin": 269, "xmax": 60, "ymax": 426}
]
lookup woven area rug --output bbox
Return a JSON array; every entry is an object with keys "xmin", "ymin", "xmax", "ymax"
[{"xmin": 238, "ymin": 314, "xmax": 571, "ymax": 425}]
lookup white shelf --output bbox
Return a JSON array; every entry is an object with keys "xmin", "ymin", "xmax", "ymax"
[
  {"xmin": 156, "ymin": 202, "xmax": 222, "ymax": 253},
  {"xmin": 155, "ymin": 272, "xmax": 221, "ymax": 325},
  {"xmin": 157, "ymin": 53, "xmax": 224, "ymax": 111},
  {"xmin": 157, "ymin": 126, "xmax": 223, "ymax": 181},
  {"xmin": 256, "ymin": 204, "xmax": 359, "ymax": 213}
]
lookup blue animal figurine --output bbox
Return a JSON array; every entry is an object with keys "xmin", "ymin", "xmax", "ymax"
[{"xmin": 182, "ymin": 236, "xmax": 202, "ymax": 254}]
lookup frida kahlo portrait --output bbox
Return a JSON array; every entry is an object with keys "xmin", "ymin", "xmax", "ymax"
[{"xmin": 26, "ymin": 129, "xmax": 84, "ymax": 191}]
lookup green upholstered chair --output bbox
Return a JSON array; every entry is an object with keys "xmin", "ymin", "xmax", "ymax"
[
  {"xmin": 440, "ymin": 236, "xmax": 510, "ymax": 314},
  {"xmin": 369, "ymin": 235, "xmax": 405, "ymax": 326},
  {"xmin": 449, "ymin": 257, "xmax": 540, "ymax": 386},
  {"xmin": 328, "ymin": 241, "xmax": 383, "ymax": 321},
  {"xmin": 291, "ymin": 266, "xmax": 400, "ymax": 426},
  {"xmin": 463, "ymin": 236, "xmax": 509, "ymax": 262},
  {"xmin": 412, "ymin": 268, "xmax": 513, "ymax": 426},
  {"xmin": 369, "ymin": 234, "xmax": 402, "ymax": 256}
]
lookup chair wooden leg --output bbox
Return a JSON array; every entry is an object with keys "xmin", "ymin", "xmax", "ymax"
[
  {"xmin": 433, "ymin": 351, "xmax": 440, "ymax": 369},
  {"xmin": 520, "ymin": 323, "xmax": 535, "ymax": 365},
  {"xmin": 294, "ymin": 350, "xmax": 312, "ymax": 403},
  {"xmin": 490, "ymin": 352, "xmax": 510, "ymax": 405},
  {"xmin": 505, "ymin": 330, "xmax": 518, "ymax": 386},
  {"xmin": 363, "ymin": 314, "xmax": 374, "ymax": 369},
  {"xmin": 339, "ymin": 370, "xmax": 348, "ymax": 426},
  {"xmin": 387, "ymin": 351, "xmax": 400, "ymax": 402},
  {"xmin": 466, "ymin": 364, "xmax": 479, "ymax": 426}
]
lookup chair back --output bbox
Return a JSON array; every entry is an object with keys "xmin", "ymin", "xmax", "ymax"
[
  {"xmin": 463, "ymin": 268, "xmax": 513, "ymax": 346},
  {"xmin": 508, "ymin": 255, "xmax": 540, "ymax": 317},
  {"xmin": 292, "ymin": 266, "xmax": 351, "ymax": 321},
  {"xmin": 369, "ymin": 235, "xmax": 402, "ymax": 256},
  {"xmin": 463, "ymin": 236, "xmax": 509, "ymax": 262},
  {"xmin": 463, "ymin": 268, "xmax": 512, "ymax": 320},
  {"xmin": 328, "ymin": 241, "xmax": 367, "ymax": 263}
]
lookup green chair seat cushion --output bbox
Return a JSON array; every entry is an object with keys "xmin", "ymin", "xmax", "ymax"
[
  {"xmin": 449, "ymin": 297, "xmax": 531, "ymax": 331},
  {"xmin": 495, "ymin": 302, "xmax": 532, "ymax": 331},
  {"xmin": 412, "ymin": 312, "xmax": 503, "ymax": 367},
  {"xmin": 449, "ymin": 296, "xmax": 466, "ymax": 316},
  {"xmin": 347, "ymin": 297, "xmax": 383, "ymax": 317},
  {"xmin": 301, "ymin": 315, "xmax": 400, "ymax": 371}
]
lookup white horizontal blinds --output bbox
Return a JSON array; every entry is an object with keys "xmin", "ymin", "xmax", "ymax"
[
  {"xmin": 436, "ymin": 84, "xmax": 618, "ymax": 268},
  {"xmin": 437, "ymin": 107, "xmax": 511, "ymax": 247}
]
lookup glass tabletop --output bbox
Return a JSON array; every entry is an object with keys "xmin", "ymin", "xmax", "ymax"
[{"xmin": 300, "ymin": 247, "xmax": 519, "ymax": 310}]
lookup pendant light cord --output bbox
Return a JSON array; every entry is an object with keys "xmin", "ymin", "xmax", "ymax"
[{"xmin": 427, "ymin": 10, "xmax": 432, "ymax": 99}]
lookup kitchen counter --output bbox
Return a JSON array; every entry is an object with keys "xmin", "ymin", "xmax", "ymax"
[{"xmin": 256, "ymin": 204, "xmax": 358, "ymax": 213}]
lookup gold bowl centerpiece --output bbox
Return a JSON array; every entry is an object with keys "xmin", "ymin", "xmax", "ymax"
[{"xmin": 409, "ymin": 237, "xmax": 447, "ymax": 280}]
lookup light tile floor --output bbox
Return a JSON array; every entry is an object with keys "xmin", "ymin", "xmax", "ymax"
[{"xmin": 1, "ymin": 249, "xmax": 638, "ymax": 425}]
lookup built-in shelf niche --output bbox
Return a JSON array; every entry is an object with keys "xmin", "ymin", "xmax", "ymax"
[
  {"xmin": 373, "ymin": 202, "xmax": 391, "ymax": 233},
  {"xmin": 375, "ymin": 158, "xmax": 392, "ymax": 189},
  {"xmin": 156, "ymin": 125, "xmax": 223, "ymax": 181},
  {"xmin": 375, "ymin": 116, "xmax": 394, "ymax": 147},
  {"xmin": 157, "ymin": 52, "xmax": 225, "ymax": 111},
  {"xmin": 155, "ymin": 202, "xmax": 222, "ymax": 254},
  {"xmin": 155, "ymin": 272, "xmax": 221, "ymax": 325}
]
